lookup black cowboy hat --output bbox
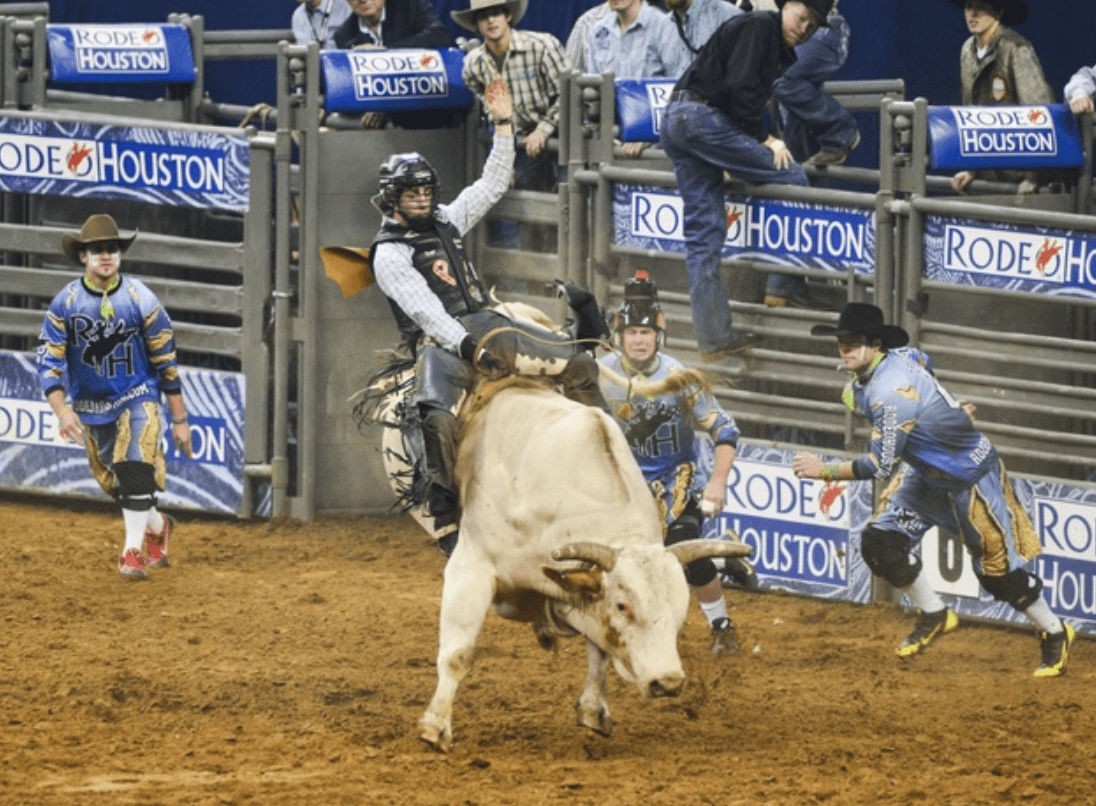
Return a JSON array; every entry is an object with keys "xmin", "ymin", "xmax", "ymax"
[
  {"xmin": 810, "ymin": 302, "xmax": 909, "ymax": 349},
  {"xmin": 61, "ymin": 214, "xmax": 137, "ymax": 265},
  {"xmin": 775, "ymin": 0, "xmax": 836, "ymax": 28},
  {"xmin": 945, "ymin": 0, "xmax": 1028, "ymax": 26}
]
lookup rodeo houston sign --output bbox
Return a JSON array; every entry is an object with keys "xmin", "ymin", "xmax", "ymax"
[
  {"xmin": 0, "ymin": 115, "xmax": 250, "ymax": 212},
  {"xmin": 0, "ymin": 351, "xmax": 264, "ymax": 516},
  {"xmin": 613, "ymin": 184, "xmax": 876, "ymax": 276},
  {"xmin": 47, "ymin": 24, "xmax": 197, "ymax": 84},
  {"xmin": 925, "ymin": 215, "xmax": 1096, "ymax": 299},
  {"xmin": 320, "ymin": 48, "xmax": 473, "ymax": 114},
  {"xmin": 715, "ymin": 443, "xmax": 1095, "ymax": 636}
]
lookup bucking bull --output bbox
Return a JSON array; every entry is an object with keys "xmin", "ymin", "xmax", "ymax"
[{"xmin": 354, "ymin": 300, "xmax": 751, "ymax": 753}]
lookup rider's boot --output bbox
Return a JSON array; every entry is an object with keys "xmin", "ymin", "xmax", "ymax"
[
  {"xmin": 420, "ymin": 406, "xmax": 461, "ymax": 555},
  {"xmin": 549, "ymin": 279, "xmax": 611, "ymax": 349},
  {"xmin": 558, "ymin": 351, "xmax": 611, "ymax": 414}
]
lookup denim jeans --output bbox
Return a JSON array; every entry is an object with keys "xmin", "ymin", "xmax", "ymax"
[
  {"xmin": 772, "ymin": 14, "xmax": 859, "ymax": 161},
  {"xmin": 660, "ymin": 99, "xmax": 809, "ymax": 350}
]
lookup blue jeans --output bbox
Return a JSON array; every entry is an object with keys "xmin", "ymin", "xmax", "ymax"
[
  {"xmin": 772, "ymin": 15, "xmax": 859, "ymax": 162},
  {"xmin": 660, "ymin": 99, "xmax": 809, "ymax": 350}
]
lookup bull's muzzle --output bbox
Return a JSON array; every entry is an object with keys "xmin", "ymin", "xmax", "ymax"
[{"xmin": 648, "ymin": 672, "xmax": 685, "ymax": 698}]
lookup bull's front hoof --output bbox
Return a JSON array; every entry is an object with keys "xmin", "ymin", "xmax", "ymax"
[
  {"xmin": 576, "ymin": 707, "xmax": 613, "ymax": 737},
  {"xmin": 419, "ymin": 716, "xmax": 453, "ymax": 753}
]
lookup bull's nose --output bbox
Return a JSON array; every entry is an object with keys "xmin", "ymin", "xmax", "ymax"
[{"xmin": 649, "ymin": 673, "xmax": 685, "ymax": 698}]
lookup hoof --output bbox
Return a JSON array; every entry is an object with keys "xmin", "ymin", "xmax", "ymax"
[
  {"xmin": 577, "ymin": 708, "xmax": 613, "ymax": 737},
  {"xmin": 419, "ymin": 716, "xmax": 453, "ymax": 753}
]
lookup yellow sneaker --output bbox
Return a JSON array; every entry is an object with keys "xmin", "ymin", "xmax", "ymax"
[
  {"xmin": 896, "ymin": 608, "xmax": 959, "ymax": 658},
  {"xmin": 1034, "ymin": 623, "xmax": 1075, "ymax": 678}
]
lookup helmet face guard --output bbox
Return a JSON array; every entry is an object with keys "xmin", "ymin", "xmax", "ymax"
[
  {"xmin": 374, "ymin": 152, "xmax": 441, "ymax": 217},
  {"xmin": 613, "ymin": 271, "xmax": 666, "ymax": 333}
]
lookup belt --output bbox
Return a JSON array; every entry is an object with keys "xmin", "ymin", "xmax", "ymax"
[{"xmin": 669, "ymin": 89, "xmax": 708, "ymax": 106}]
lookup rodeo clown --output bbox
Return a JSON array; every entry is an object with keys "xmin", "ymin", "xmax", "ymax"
[
  {"xmin": 598, "ymin": 270, "xmax": 756, "ymax": 655},
  {"xmin": 793, "ymin": 303, "xmax": 1074, "ymax": 677},
  {"xmin": 368, "ymin": 78, "xmax": 609, "ymax": 554},
  {"xmin": 37, "ymin": 214, "xmax": 193, "ymax": 580}
]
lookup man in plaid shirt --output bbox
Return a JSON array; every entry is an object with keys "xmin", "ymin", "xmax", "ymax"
[{"xmin": 453, "ymin": 0, "xmax": 569, "ymax": 249}]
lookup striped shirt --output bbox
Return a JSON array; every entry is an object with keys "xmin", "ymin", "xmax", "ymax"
[
  {"xmin": 644, "ymin": 0, "xmax": 743, "ymax": 79},
  {"xmin": 586, "ymin": 3, "xmax": 665, "ymax": 79},
  {"xmin": 462, "ymin": 29, "xmax": 570, "ymax": 138},
  {"xmin": 372, "ymin": 133, "xmax": 515, "ymax": 353}
]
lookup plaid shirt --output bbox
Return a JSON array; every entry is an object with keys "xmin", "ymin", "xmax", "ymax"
[{"xmin": 462, "ymin": 29, "xmax": 569, "ymax": 138}]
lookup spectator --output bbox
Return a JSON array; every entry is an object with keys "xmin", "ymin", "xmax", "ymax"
[
  {"xmin": 793, "ymin": 303, "xmax": 1074, "ymax": 677},
  {"xmin": 599, "ymin": 271, "xmax": 757, "ymax": 654},
  {"xmin": 643, "ymin": 0, "xmax": 744, "ymax": 80},
  {"xmin": 333, "ymin": 0, "xmax": 451, "ymax": 50},
  {"xmin": 771, "ymin": 0, "xmax": 860, "ymax": 167},
  {"xmin": 334, "ymin": 0, "xmax": 455, "ymax": 129},
  {"xmin": 946, "ymin": 0, "xmax": 1053, "ymax": 195},
  {"xmin": 659, "ymin": 0, "xmax": 835, "ymax": 361},
  {"xmin": 1064, "ymin": 62, "xmax": 1096, "ymax": 115},
  {"xmin": 454, "ymin": 0, "xmax": 570, "ymax": 250},
  {"xmin": 37, "ymin": 215, "xmax": 193, "ymax": 580},
  {"xmin": 291, "ymin": 0, "xmax": 352, "ymax": 51},
  {"xmin": 584, "ymin": 0, "xmax": 664, "ymax": 80},
  {"xmin": 566, "ymin": 1, "xmax": 611, "ymax": 73}
]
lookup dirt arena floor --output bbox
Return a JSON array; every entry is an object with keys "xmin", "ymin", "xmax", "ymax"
[{"xmin": 2, "ymin": 495, "xmax": 1093, "ymax": 806}]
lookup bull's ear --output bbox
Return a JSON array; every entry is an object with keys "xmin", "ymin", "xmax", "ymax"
[{"xmin": 543, "ymin": 566, "xmax": 603, "ymax": 596}]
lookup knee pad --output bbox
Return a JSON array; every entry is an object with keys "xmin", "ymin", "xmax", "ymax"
[
  {"xmin": 666, "ymin": 514, "xmax": 716, "ymax": 587},
  {"xmin": 860, "ymin": 526, "xmax": 921, "ymax": 588},
  {"xmin": 978, "ymin": 569, "xmax": 1043, "ymax": 611},
  {"xmin": 114, "ymin": 461, "xmax": 157, "ymax": 510}
]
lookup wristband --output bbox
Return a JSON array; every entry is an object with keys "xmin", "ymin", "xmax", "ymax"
[
  {"xmin": 493, "ymin": 117, "xmax": 513, "ymax": 126},
  {"xmin": 58, "ymin": 405, "xmax": 73, "ymax": 418},
  {"xmin": 820, "ymin": 463, "xmax": 839, "ymax": 482},
  {"xmin": 172, "ymin": 414, "xmax": 189, "ymax": 425}
]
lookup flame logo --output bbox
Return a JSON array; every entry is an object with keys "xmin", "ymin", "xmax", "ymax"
[
  {"xmin": 819, "ymin": 481, "xmax": 846, "ymax": 517},
  {"xmin": 1027, "ymin": 108, "xmax": 1047, "ymax": 125},
  {"xmin": 1035, "ymin": 238, "xmax": 1062, "ymax": 275},
  {"xmin": 66, "ymin": 142, "xmax": 93, "ymax": 175},
  {"xmin": 420, "ymin": 54, "xmax": 439, "ymax": 69},
  {"xmin": 725, "ymin": 204, "xmax": 742, "ymax": 228}
]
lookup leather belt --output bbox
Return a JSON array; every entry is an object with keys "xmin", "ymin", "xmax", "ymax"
[{"xmin": 669, "ymin": 89, "xmax": 708, "ymax": 105}]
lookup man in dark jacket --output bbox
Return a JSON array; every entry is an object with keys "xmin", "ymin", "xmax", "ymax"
[
  {"xmin": 333, "ymin": 0, "xmax": 451, "ymax": 50},
  {"xmin": 660, "ymin": 0, "xmax": 834, "ymax": 362}
]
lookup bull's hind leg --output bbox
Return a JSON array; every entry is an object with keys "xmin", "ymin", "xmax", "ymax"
[
  {"xmin": 575, "ymin": 639, "xmax": 613, "ymax": 737},
  {"xmin": 420, "ymin": 555, "xmax": 495, "ymax": 753}
]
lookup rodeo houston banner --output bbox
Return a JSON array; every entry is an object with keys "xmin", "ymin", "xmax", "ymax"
[
  {"xmin": 709, "ymin": 442, "xmax": 1095, "ymax": 636},
  {"xmin": 615, "ymin": 79, "xmax": 676, "ymax": 143},
  {"xmin": 0, "ymin": 115, "xmax": 250, "ymax": 212},
  {"xmin": 927, "ymin": 104, "xmax": 1084, "ymax": 172},
  {"xmin": 924, "ymin": 214, "xmax": 1096, "ymax": 299},
  {"xmin": 320, "ymin": 48, "xmax": 473, "ymax": 114},
  {"xmin": 0, "ymin": 351, "xmax": 267, "ymax": 517},
  {"xmin": 47, "ymin": 24, "xmax": 197, "ymax": 84},
  {"xmin": 613, "ymin": 183, "xmax": 875, "ymax": 275}
]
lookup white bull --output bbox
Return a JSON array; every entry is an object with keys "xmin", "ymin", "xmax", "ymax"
[{"xmin": 419, "ymin": 376, "xmax": 750, "ymax": 752}]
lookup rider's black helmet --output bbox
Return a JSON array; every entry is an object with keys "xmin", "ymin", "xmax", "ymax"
[{"xmin": 373, "ymin": 152, "xmax": 441, "ymax": 216}]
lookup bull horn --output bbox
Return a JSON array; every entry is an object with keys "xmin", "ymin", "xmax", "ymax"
[
  {"xmin": 667, "ymin": 538, "xmax": 753, "ymax": 567},
  {"xmin": 552, "ymin": 542, "xmax": 620, "ymax": 572}
]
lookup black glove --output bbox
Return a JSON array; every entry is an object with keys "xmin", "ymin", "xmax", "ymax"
[
  {"xmin": 459, "ymin": 335, "xmax": 508, "ymax": 378},
  {"xmin": 547, "ymin": 279, "xmax": 611, "ymax": 347}
]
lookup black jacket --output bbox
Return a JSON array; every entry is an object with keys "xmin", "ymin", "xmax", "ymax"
[
  {"xmin": 675, "ymin": 11, "xmax": 796, "ymax": 142},
  {"xmin": 333, "ymin": 0, "xmax": 452, "ymax": 50}
]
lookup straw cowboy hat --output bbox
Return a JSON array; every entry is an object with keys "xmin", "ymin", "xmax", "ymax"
[
  {"xmin": 810, "ymin": 302, "xmax": 910, "ymax": 349},
  {"xmin": 945, "ymin": 0, "xmax": 1028, "ymax": 26},
  {"xmin": 61, "ymin": 214, "xmax": 137, "ymax": 265},
  {"xmin": 450, "ymin": 0, "xmax": 528, "ymax": 33}
]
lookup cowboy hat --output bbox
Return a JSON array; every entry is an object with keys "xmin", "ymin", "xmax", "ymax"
[
  {"xmin": 810, "ymin": 302, "xmax": 909, "ymax": 349},
  {"xmin": 450, "ymin": 0, "xmax": 528, "ymax": 33},
  {"xmin": 61, "ymin": 214, "xmax": 137, "ymax": 265},
  {"xmin": 945, "ymin": 0, "xmax": 1028, "ymax": 26},
  {"xmin": 775, "ymin": 0, "xmax": 837, "ymax": 28}
]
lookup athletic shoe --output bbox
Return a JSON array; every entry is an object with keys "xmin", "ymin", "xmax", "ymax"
[
  {"xmin": 1034, "ymin": 623, "xmax": 1075, "ymax": 678},
  {"xmin": 896, "ymin": 608, "xmax": 959, "ymax": 657},
  {"xmin": 699, "ymin": 332, "xmax": 763, "ymax": 362},
  {"xmin": 709, "ymin": 617, "xmax": 739, "ymax": 655},
  {"xmin": 145, "ymin": 514, "xmax": 175, "ymax": 569},
  {"xmin": 803, "ymin": 131, "xmax": 862, "ymax": 169},
  {"xmin": 118, "ymin": 548, "xmax": 147, "ymax": 580}
]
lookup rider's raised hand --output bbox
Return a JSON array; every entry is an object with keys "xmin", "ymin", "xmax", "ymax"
[{"xmin": 484, "ymin": 77, "xmax": 513, "ymax": 126}]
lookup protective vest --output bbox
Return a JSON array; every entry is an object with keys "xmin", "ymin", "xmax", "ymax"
[{"xmin": 370, "ymin": 217, "xmax": 490, "ymax": 348}]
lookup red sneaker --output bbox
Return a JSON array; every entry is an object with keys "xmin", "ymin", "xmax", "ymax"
[
  {"xmin": 118, "ymin": 548, "xmax": 147, "ymax": 579},
  {"xmin": 145, "ymin": 514, "xmax": 175, "ymax": 569}
]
